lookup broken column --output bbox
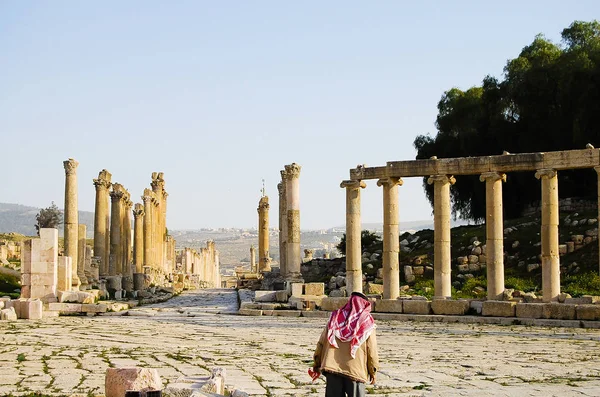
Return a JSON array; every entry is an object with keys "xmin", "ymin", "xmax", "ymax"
[
  {"xmin": 258, "ymin": 195, "xmax": 271, "ymax": 272},
  {"xmin": 341, "ymin": 179, "xmax": 366, "ymax": 294},
  {"xmin": 278, "ymin": 177, "xmax": 288, "ymax": 277},
  {"xmin": 480, "ymin": 172, "xmax": 506, "ymax": 300},
  {"xmin": 535, "ymin": 169, "xmax": 560, "ymax": 302},
  {"xmin": 93, "ymin": 169, "xmax": 112, "ymax": 277},
  {"xmin": 250, "ymin": 245, "xmax": 256, "ymax": 273},
  {"xmin": 133, "ymin": 203, "xmax": 145, "ymax": 274},
  {"xmin": 377, "ymin": 177, "xmax": 403, "ymax": 300},
  {"xmin": 427, "ymin": 174, "xmax": 455, "ymax": 299},
  {"xmin": 285, "ymin": 163, "xmax": 303, "ymax": 281},
  {"xmin": 77, "ymin": 224, "xmax": 88, "ymax": 288},
  {"xmin": 63, "ymin": 158, "xmax": 81, "ymax": 290}
]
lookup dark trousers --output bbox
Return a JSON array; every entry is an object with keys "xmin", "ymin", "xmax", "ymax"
[{"xmin": 324, "ymin": 372, "xmax": 366, "ymax": 397}]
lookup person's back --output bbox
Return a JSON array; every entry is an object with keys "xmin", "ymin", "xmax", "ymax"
[{"xmin": 312, "ymin": 292, "xmax": 379, "ymax": 397}]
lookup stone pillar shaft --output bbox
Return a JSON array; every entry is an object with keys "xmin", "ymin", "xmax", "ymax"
[
  {"xmin": 278, "ymin": 176, "xmax": 288, "ymax": 276},
  {"xmin": 77, "ymin": 224, "xmax": 87, "ymax": 286},
  {"xmin": 133, "ymin": 203, "xmax": 145, "ymax": 274},
  {"xmin": 109, "ymin": 184, "xmax": 124, "ymax": 276},
  {"xmin": 536, "ymin": 169, "xmax": 560, "ymax": 302},
  {"xmin": 428, "ymin": 175, "xmax": 455, "ymax": 299},
  {"xmin": 341, "ymin": 180, "xmax": 366, "ymax": 294},
  {"xmin": 285, "ymin": 164, "xmax": 302, "ymax": 280},
  {"xmin": 142, "ymin": 191, "xmax": 153, "ymax": 268},
  {"xmin": 63, "ymin": 158, "xmax": 80, "ymax": 289},
  {"xmin": 481, "ymin": 172, "xmax": 506, "ymax": 300},
  {"xmin": 93, "ymin": 170, "xmax": 111, "ymax": 277},
  {"xmin": 378, "ymin": 177, "xmax": 402, "ymax": 300},
  {"xmin": 258, "ymin": 196, "xmax": 271, "ymax": 272},
  {"xmin": 250, "ymin": 246, "xmax": 256, "ymax": 273}
]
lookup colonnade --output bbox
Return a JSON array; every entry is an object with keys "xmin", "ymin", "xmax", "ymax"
[
  {"xmin": 181, "ymin": 242, "xmax": 220, "ymax": 286},
  {"xmin": 342, "ymin": 148, "xmax": 600, "ymax": 302}
]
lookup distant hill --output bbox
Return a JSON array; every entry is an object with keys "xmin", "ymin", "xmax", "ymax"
[{"xmin": 0, "ymin": 203, "xmax": 94, "ymax": 237}]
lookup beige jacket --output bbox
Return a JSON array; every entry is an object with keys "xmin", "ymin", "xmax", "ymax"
[{"xmin": 313, "ymin": 327, "xmax": 379, "ymax": 383}]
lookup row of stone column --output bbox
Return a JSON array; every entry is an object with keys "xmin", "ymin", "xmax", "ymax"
[
  {"xmin": 180, "ymin": 242, "xmax": 220, "ymax": 286},
  {"xmin": 277, "ymin": 163, "xmax": 303, "ymax": 281},
  {"xmin": 342, "ymin": 168, "xmax": 568, "ymax": 303}
]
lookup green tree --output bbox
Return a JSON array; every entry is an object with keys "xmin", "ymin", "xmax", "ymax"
[
  {"xmin": 414, "ymin": 20, "xmax": 600, "ymax": 221},
  {"xmin": 35, "ymin": 202, "xmax": 62, "ymax": 235},
  {"xmin": 336, "ymin": 230, "xmax": 382, "ymax": 255}
]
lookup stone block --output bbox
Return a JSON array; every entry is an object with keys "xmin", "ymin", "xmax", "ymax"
[
  {"xmin": 48, "ymin": 303, "xmax": 82, "ymax": 313},
  {"xmin": 401, "ymin": 300, "xmax": 431, "ymax": 315},
  {"xmin": 255, "ymin": 291, "xmax": 277, "ymax": 302},
  {"xmin": 431, "ymin": 299, "xmax": 470, "ymax": 315},
  {"xmin": 291, "ymin": 283, "xmax": 304, "ymax": 297},
  {"xmin": 374, "ymin": 299, "xmax": 403, "ymax": 313},
  {"xmin": 576, "ymin": 305, "xmax": 600, "ymax": 321},
  {"xmin": 238, "ymin": 309, "xmax": 262, "ymax": 316},
  {"xmin": 0, "ymin": 307, "xmax": 17, "ymax": 321},
  {"xmin": 109, "ymin": 302, "xmax": 129, "ymax": 312},
  {"xmin": 543, "ymin": 303, "xmax": 577, "ymax": 320},
  {"xmin": 0, "ymin": 301, "xmax": 3, "ymax": 310},
  {"xmin": 43, "ymin": 310, "xmax": 60, "ymax": 318},
  {"xmin": 275, "ymin": 290, "xmax": 289, "ymax": 302},
  {"xmin": 21, "ymin": 299, "xmax": 43, "ymax": 320},
  {"xmin": 412, "ymin": 266, "xmax": 425, "ymax": 275},
  {"xmin": 364, "ymin": 283, "xmax": 384, "ymax": 295},
  {"xmin": 565, "ymin": 295, "xmax": 600, "ymax": 305},
  {"xmin": 320, "ymin": 297, "xmax": 349, "ymax": 311},
  {"xmin": 272, "ymin": 310, "xmax": 301, "ymax": 317},
  {"xmin": 57, "ymin": 256, "xmax": 73, "ymax": 292},
  {"xmin": 82, "ymin": 304, "xmax": 108, "ymax": 313},
  {"xmin": 28, "ymin": 284, "xmax": 56, "ymax": 301},
  {"xmin": 482, "ymin": 301, "xmax": 516, "ymax": 317},
  {"xmin": 258, "ymin": 303, "xmax": 278, "ymax": 310},
  {"xmin": 304, "ymin": 283, "xmax": 324, "ymax": 296},
  {"xmin": 105, "ymin": 367, "xmax": 162, "ymax": 397}
]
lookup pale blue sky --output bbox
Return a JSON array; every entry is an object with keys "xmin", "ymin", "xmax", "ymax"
[{"xmin": 1, "ymin": 1, "xmax": 598, "ymax": 229}]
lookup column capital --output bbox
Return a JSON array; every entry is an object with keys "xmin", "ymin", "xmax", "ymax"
[
  {"xmin": 479, "ymin": 172, "xmax": 506, "ymax": 183},
  {"xmin": 277, "ymin": 182, "xmax": 284, "ymax": 194},
  {"xmin": 257, "ymin": 196, "xmax": 269, "ymax": 211},
  {"xmin": 427, "ymin": 175, "xmax": 456, "ymax": 185},
  {"xmin": 376, "ymin": 177, "xmax": 404, "ymax": 187},
  {"xmin": 63, "ymin": 158, "xmax": 79, "ymax": 175},
  {"xmin": 594, "ymin": 166, "xmax": 600, "ymax": 174},
  {"xmin": 284, "ymin": 163, "xmax": 301, "ymax": 179},
  {"xmin": 535, "ymin": 169, "xmax": 557, "ymax": 179},
  {"xmin": 340, "ymin": 180, "xmax": 366, "ymax": 189},
  {"xmin": 133, "ymin": 203, "xmax": 145, "ymax": 218},
  {"xmin": 110, "ymin": 183, "xmax": 125, "ymax": 200}
]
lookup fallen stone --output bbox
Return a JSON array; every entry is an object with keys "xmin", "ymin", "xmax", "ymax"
[{"xmin": 105, "ymin": 367, "xmax": 162, "ymax": 397}]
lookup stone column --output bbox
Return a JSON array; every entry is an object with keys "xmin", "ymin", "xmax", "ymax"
[
  {"xmin": 535, "ymin": 169, "xmax": 560, "ymax": 302},
  {"xmin": 258, "ymin": 195, "xmax": 271, "ymax": 272},
  {"xmin": 596, "ymin": 166, "xmax": 600, "ymax": 276},
  {"xmin": 63, "ymin": 158, "xmax": 81, "ymax": 289},
  {"xmin": 162, "ymin": 190, "xmax": 169, "ymax": 271},
  {"xmin": 142, "ymin": 189, "xmax": 153, "ymax": 268},
  {"xmin": 250, "ymin": 245, "xmax": 256, "ymax": 273},
  {"xmin": 341, "ymin": 179, "xmax": 366, "ymax": 294},
  {"xmin": 151, "ymin": 172, "xmax": 165, "ymax": 272},
  {"xmin": 122, "ymin": 195, "xmax": 133, "ymax": 276},
  {"xmin": 133, "ymin": 203, "xmax": 145, "ymax": 274},
  {"xmin": 109, "ymin": 184, "xmax": 124, "ymax": 276},
  {"xmin": 427, "ymin": 175, "xmax": 456, "ymax": 299},
  {"xmin": 480, "ymin": 172, "xmax": 506, "ymax": 300},
  {"xmin": 278, "ymin": 174, "xmax": 288, "ymax": 276},
  {"xmin": 285, "ymin": 163, "xmax": 303, "ymax": 281},
  {"xmin": 377, "ymin": 177, "xmax": 403, "ymax": 300},
  {"xmin": 77, "ymin": 224, "xmax": 88, "ymax": 288},
  {"xmin": 93, "ymin": 170, "xmax": 112, "ymax": 277}
]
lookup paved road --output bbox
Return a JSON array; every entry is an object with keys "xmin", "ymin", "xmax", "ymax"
[{"xmin": 1, "ymin": 289, "xmax": 600, "ymax": 396}]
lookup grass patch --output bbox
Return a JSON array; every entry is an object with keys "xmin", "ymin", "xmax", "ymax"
[{"xmin": 16, "ymin": 353, "xmax": 26, "ymax": 362}]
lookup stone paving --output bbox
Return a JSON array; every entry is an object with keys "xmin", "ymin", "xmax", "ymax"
[{"xmin": 1, "ymin": 289, "xmax": 600, "ymax": 396}]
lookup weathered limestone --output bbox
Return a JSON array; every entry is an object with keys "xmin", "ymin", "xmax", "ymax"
[
  {"xmin": 142, "ymin": 189, "xmax": 153, "ymax": 270},
  {"xmin": 285, "ymin": 163, "xmax": 303, "ymax": 281},
  {"xmin": 133, "ymin": 203, "xmax": 145, "ymax": 274},
  {"xmin": 63, "ymin": 158, "xmax": 81, "ymax": 290},
  {"xmin": 109, "ymin": 184, "xmax": 124, "ymax": 276},
  {"xmin": 250, "ymin": 246, "xmax": 256, "ymax": 273},
  {"xmin": 427, "ymin": 175, "xmax": 455, "ymax": 299},
  {"xmin": 377, "ymin": 177, "xmax": 403, "ymax": 300},
  {"xmin": 93, "ymin": 170, "xmax": 112, "ymax": 277},
  {"xmin": 278, "ymin": 176, "xmax": 288, "ymax": 276},
  {"xmin": 77, "ymin": 224, "xmax": 88, "ymax": 287},
  {"xmin": 257, "ymin": 195, "xmax": 271, "ymax": 272},
  {"xmin": 535, "ymin": 169, "xmax": 560, "ymax": 302},
  {"xmin": 480, "ymin": 172, "xmax": 506, "ymax": 300},
  {"xmin": 57, "ymin": 256, "xmax": 72, "ymax": 292},
  {"xmin": 341, "ymin": 179, "xmax": 366, "ymax": 294},
  {"xmin": 105, "ymin": 368, "xmax": 162, "ymax": 397},
  {"xmin": 151, "ymin": 172, "xmax": 166, "ymax": 273},
  {"xmin": 21, "ymin": 229, "xmax": 58, "ymax": 302},
  {"xmin": 123, "ymin": 197, "xmax": 133, "ymax": 276}
]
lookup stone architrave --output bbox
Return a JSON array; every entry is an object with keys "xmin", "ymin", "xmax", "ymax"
[
  {"xmin": 377, "ymin": 177, "xmax": 403, "ymax": 300},
  {"xmin": 109, "ymin": 184, "xmax": 124, "ymax": 276},
  {"xmin": 63, "ymin": 158, "xmax": 81, "ymax": 290},
  {"xmin": 535, "ymin": 169, "xmax": 560, "ymax": 302},
  {"xmin": 285, "ymin": 164, "xmax": 303, "ymax": 281},
  {"xmin": 258, "ymin": 195, "xmax": 271, "ymax": 272},
  {"xmin": 142, "ymin": 189, "xmax": 153, "ymax": 269},
  {"xmin": 341, "ymin": 179, "xmax": 366, "ymax": 294},
  {"xmin": 77, "ymin": 224, "xmax": 88, "ymax": 288},
  {"xmin": 250, "ymin": 246, "xmax": 256, "ymax": 273},
  {"xmin": 427, "ymin": 174, "xmax": 456, "ymax": 299},
  {"xmin": 278, "ymin": 172, "xmax": 288, "ymax": 276},
  {"xmin": 133, "ymin": 203, "xmax": 145, "ymax": 274},
  {"xmin": 93, "ymin": 170, "xmax": 112, "ymax": 277},
  {"xmin": 480, "ymin": 172, "xmax": 506, "ymax": 300}
]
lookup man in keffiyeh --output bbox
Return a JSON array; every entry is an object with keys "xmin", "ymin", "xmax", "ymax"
[{"xmin": 312, "ymin": 292, "xmax": 379, "ymax": 397}]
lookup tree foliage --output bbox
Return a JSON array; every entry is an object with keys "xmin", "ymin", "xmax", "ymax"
[
  {"xmin": 35, "ymin": 202, "xmax": 62, "ymax": 235},
  {"xmin": 414, "ymin": 21, "xmax": 600, "ymax": 221},
  {"xmin": 337, "ymin": 230, "xmax": 382, "ymax": 255}
]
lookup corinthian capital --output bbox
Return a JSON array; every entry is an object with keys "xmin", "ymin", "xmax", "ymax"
[
  {"xmin": 63, "ymin": 158, "xmax": 79, "ymax": 176},
  {"xmin": 284, "ymin": 163, "xmax": 301, "ymax": 179},
  {"xmin": 258, "ymin": 196, "xmax": 270, "ymax": 211},
  {"xmin": 133, "ymin": 203, "xmax": 145, "ymax": 218},
  {"xmin": 93, "ymin": 169, "xmax": 112, "ymax": 189},
  {"xmin": 109, "ymin": 183, "xmax": 125, "ymax": 200}
]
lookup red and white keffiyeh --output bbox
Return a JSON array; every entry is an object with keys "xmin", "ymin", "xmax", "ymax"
[{"xmin": 326, "ymin": 294, "xmax": 376, "ymax": 358}]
